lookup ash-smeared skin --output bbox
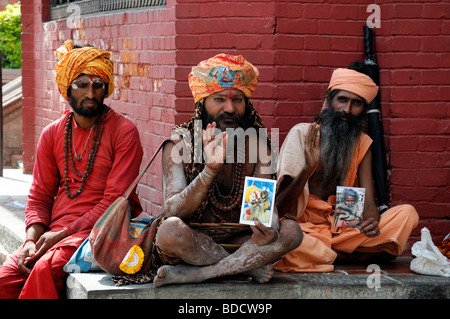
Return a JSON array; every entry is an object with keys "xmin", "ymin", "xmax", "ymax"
[
  {"xmin": 154, "ymin": 226, "xmax": 289, "ymax": 287},
  {"xmin": 155, "ymin": 128, "xmax": 303, "ymax": 287},
  {"xmin": 162, "ymin": 141, "xmax": 221, "ymax": 220}
]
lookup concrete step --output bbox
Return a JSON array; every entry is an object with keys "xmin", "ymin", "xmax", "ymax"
[
  {"xmin": 0, "ymin": 169, "xmax": 30, "ymax": 265},
  {"xmin": 0, "ymin": 197, "xmax": 26, "ymax": 262},
  {"xmin": 66, "ymin": 260, "xmax": 450, "ymax": 299},
  {"xmin": 0, "ymin": 243, "xmax": 10, "ymax": 265}
]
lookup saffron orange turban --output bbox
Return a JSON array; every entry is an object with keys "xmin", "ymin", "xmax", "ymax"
[
  {"xmin": 55, "ymin": 40, "xmax": 114, "ymax": 101},
  {"xmin": 328, "ymin": 68, "xmax": 379, "ymax": 104},
  {"xmin": 188, "ymin": 54, "xmax": 259, "ymax": 102}
]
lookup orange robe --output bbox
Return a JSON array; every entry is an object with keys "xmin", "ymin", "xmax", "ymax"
[{"xmin": 274, "ymin": 123, "xmax": 419, "ymax": 272}]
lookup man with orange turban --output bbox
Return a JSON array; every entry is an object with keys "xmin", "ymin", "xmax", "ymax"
[
  {"xmin": 0, "ymin": 40, "xmax": 143, "ymax": 298},
  {"xmin": 274, "ymin": 62, "xmax": 419, "ymax": 272},
  {"xmin": 151, "ymin": 54, "xmax": 302, "ymax": 287}
]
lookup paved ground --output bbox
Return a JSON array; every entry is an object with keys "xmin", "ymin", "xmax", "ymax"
[{"xmin": 1, "ymin": 168, "xmax": 449, "ymax": 301}]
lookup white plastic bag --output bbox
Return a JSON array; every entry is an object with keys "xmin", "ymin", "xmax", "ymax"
[{"xmin": 410, "ymin": 227, "xmax": 450, "ymax": 277}]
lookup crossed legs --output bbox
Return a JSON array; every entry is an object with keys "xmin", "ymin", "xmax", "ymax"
[{"xmin": 154, "ymin": 216, "xmax": 302, "ymax": 287}]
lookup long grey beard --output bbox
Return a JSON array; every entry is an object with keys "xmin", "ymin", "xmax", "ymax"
[{"xmin": 318, "ymin": 107, "xmax": 364, "ymax": 188}]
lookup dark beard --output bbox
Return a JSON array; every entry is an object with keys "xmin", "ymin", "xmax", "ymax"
[
  {"xmin": 202, "ymin": 109, "xmax": 251, "ymax": 131},
  {"xmin": 202, "ymin": 107, "xmax": 251, "ymax": 164},
  {"xmin": 317, "ymin": 105, "xmax": 365, "ymax": 188},
  {"xmin": 68, "ymin": 96, "xmax": 104, "ymax": 118}
]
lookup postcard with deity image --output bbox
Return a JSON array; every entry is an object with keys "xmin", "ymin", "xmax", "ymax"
[
  {"xmin": 334, "ymin": 186, "xmax": 366, "ymax": 229},
  {"xmin": 239, "ymin": 176, "xmax": 276, "ymax": 228}
]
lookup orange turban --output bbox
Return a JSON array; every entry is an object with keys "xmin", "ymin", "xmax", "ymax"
[
  {"xmin": 55, "ymin": 40, "xmax": 114, "ymax": 101},
  {"xmin": 328, "ymin": 68, "xmax": 378, "ymax": 104},
  {"xmin": 188, "ymin": 54, "xmax": 259, "ymax": 102}
]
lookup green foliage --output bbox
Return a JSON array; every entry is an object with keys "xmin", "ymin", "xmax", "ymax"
[{"xmin": 0, "ymin": 2, "xmax": 21, "ymax": 69}]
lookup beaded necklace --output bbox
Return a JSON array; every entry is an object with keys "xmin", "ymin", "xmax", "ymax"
[
  {"xmin": 63, "ymin": 106, "xmax": 109, "ymax": 199},
  {"xmin": 209, "ymin": 144, "xmax": 247, "ymax": 216},
  {"xmin": 210, "ymin": 162, "xmax": 246, "ymax": 212}
]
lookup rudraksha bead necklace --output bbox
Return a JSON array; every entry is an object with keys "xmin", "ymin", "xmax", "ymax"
[
  {"xmin": 63, "ymin": 106, "xmax": 109, "ymax": 199},
  {"xmin": 209, "ymin": 145, "xmax": 246, "ymax": 212}
]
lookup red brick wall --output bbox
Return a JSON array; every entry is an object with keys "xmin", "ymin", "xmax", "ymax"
[
  {"xmin": 21, "ymin": 0, "xmax": 449, "ymax": 249},
  {"xmin": 21, "ymin": 0, "xmax": 177, "ymax": 215}
]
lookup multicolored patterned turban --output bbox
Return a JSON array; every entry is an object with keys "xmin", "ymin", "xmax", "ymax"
[
  {"xmin": 173, "ymin": 55, "xmax": 272, "ymax": 223},
  {"xmin": 55, "ymin": 40, "xmax": 114, "ymax": 101},
  {"xmin": 328, "ymin": 68, "xmax": 379, "ymax": 104},
  {"xmin": 188, "ymin": 53, "xmax": 259, "ymax": 102}
]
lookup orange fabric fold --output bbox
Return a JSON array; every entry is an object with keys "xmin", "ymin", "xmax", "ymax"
[
  {"xmin": 328, "ymin": 68, "xmax": 379, "ymax": 104},
  {"xmin": 275, "ymin": 125, "xmax": 419, "ymax": 273},
  {"xmin": 55, "ymin": 40, "xmax": 114, "ymax": 101},
  {"xmin": 188, "ymin": 53, "xmax": 259, "ymax": 102}
]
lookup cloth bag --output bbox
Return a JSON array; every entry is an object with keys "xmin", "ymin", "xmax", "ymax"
[
  {"xmin": 89, "ymin": 141, "xmax": 166, "ymax": 276},
  {"xmin": 63, "ymin": 238, "xmax": 102, "ymax": 273},
  {"xmin": 410, "ymin": 227, "xmax": 450, "ymax": 277}
]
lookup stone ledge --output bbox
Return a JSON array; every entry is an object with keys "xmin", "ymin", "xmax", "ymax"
[{"xmin": 66, "ymin": 267, "xmax": 450, "ymax": 299}]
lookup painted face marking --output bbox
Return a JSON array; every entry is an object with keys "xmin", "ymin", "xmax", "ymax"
[
  {"xmin": 227, "ymin": 91, "xmax": 236, "ymax": 100},
  {"xmin": 71, "ymin": 76, "xmax": 106, "ymax": 90}
]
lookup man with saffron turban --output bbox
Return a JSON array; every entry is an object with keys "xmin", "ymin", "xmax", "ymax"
[
  {"xmin": 0, "ymin": 40, "xmax": 143, "ymax": 298},
  {"xmin": 152, "ymin": 54, "xmax": 302, "ymax": 287},
  {"xmin": 274, "ymin": 62, "xmax": 419, "ymax": 272}
]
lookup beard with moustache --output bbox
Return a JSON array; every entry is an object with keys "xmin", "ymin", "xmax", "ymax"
[
  {"xmin": 316, "ymin": 103, "xmax": 366, "ymax": 188},
  {"xmin": 68, "ymin": 90, "xmax": 105, "ymax": 118},
  {"xmin": 201, "ymin": 106, "xmax": 251, "ymax": 132},
  {"xmin": 201, "ymin": 103, "xmax": 252, "ymax": 164}
]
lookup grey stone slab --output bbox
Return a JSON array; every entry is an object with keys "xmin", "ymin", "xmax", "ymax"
[{"xmin": 65, "ymin": 270, "xmax": 450, "ymax": 299}]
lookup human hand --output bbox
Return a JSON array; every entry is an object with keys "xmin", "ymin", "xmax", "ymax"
[
  {"xmin": 305, "ymin": 123, "xmax": 320, "ymax": 174},
  {"xmin": 18, "ymin": 241, "xmax": 37, "ymax": 276},
  {"xmin": 22, "ymin": 230, "xmax": 68, "ymax": 269},
  {"xmin": 250, "ymin": 221, "xmax": 279, "ymax": 246},
  {"xmin": 359, "ymin": 211, "xmax": 380, "ymax": 238},
  {"xmin": 203, "ymin": 122, "xmax": 228, "ymax": 170}
]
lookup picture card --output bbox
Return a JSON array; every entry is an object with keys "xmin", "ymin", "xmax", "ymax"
[
  {"xmin": 239, "ymin": 176, "xmax": 276, "ymax": 227},
  {"xmin": 334, "ymin": 186, "xmax": 366, "ymax": 228}
]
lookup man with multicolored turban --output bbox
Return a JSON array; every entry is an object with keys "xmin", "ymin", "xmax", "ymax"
[
  {"xmin": 275, "ymin": 62, "xmax": 419, "ymax": 272},
  {"xmin": 0, "ymin": 40, "xmax": 143, "ymax": 298},
  {"xmin": 152, "ymin": 54, "xmax": 302, "ymax": 287}
]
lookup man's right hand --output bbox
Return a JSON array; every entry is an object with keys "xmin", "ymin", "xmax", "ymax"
[
  {"xmin": 18, "ymin": 223, "xmax": 46, "ymax": 276},
  {"xmin": 305, "ymin": 123, "xmax": 321, "ymax": 174},
  {"xmin": 18, "ymin": 241, "xmax": 36, "ymax": 276},
  {"xmin": 202, "ymin": 122, "xmax": 228, "ymax": 170}
]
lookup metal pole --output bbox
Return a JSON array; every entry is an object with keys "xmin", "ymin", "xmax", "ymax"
[{"xmin": 0, "ymin": 49, "xmax": 3, "ymax": 176}]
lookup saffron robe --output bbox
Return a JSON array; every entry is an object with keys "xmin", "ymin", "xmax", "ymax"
[
  {"xmin": 274, "ymin": 123, "xmax": 419, "ymax": 272},
  {"xmin": 0, "ymin": 108, "xmax": 143, "ymax": 298}
]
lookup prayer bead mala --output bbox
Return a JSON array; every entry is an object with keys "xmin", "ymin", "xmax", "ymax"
[
  {"xmin": 209, "ymin": 145, "xmax": 246, "ymax": 213},
  {"xmin": 63, "ymin": 106, "xmax": 109, "ymax": 199}
]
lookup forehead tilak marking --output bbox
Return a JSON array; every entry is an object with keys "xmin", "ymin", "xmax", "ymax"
[{"xmin": 70, "ymin": 75, "xmax": 105, "ymax": 89}]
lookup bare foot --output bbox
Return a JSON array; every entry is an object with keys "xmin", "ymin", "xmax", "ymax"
[
  {"xmin": 154, "ymin": 263, "xmax": 275, "ymax": 287},
  {"xmin": 154, "ymin": 264, "xmax": 202, "ymax": 288},
  {"xmin": 244, "ymin": 263, "xmax": 274, "ymax": 283}
]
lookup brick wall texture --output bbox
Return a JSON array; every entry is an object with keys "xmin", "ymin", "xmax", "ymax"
[{"xmin": 20, "ymin": 0, "xmax": 449, "ymax": 250}]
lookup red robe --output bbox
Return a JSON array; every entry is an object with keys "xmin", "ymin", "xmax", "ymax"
[{"xmin": 0, "ymin": 107, "xmax": 143, "ymax": 298}]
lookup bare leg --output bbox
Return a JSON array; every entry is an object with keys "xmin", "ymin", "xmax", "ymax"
[
  {"xmin": 155, "ymin": 217, "xmax": 229, "ymax": 266},
  {"xmin": 156, "ymin": 217, "xmax": 275, "ymax": 282},
  {"xmin": 154, "ymin": 218, "xmax": 302, "ymax": 287}
]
